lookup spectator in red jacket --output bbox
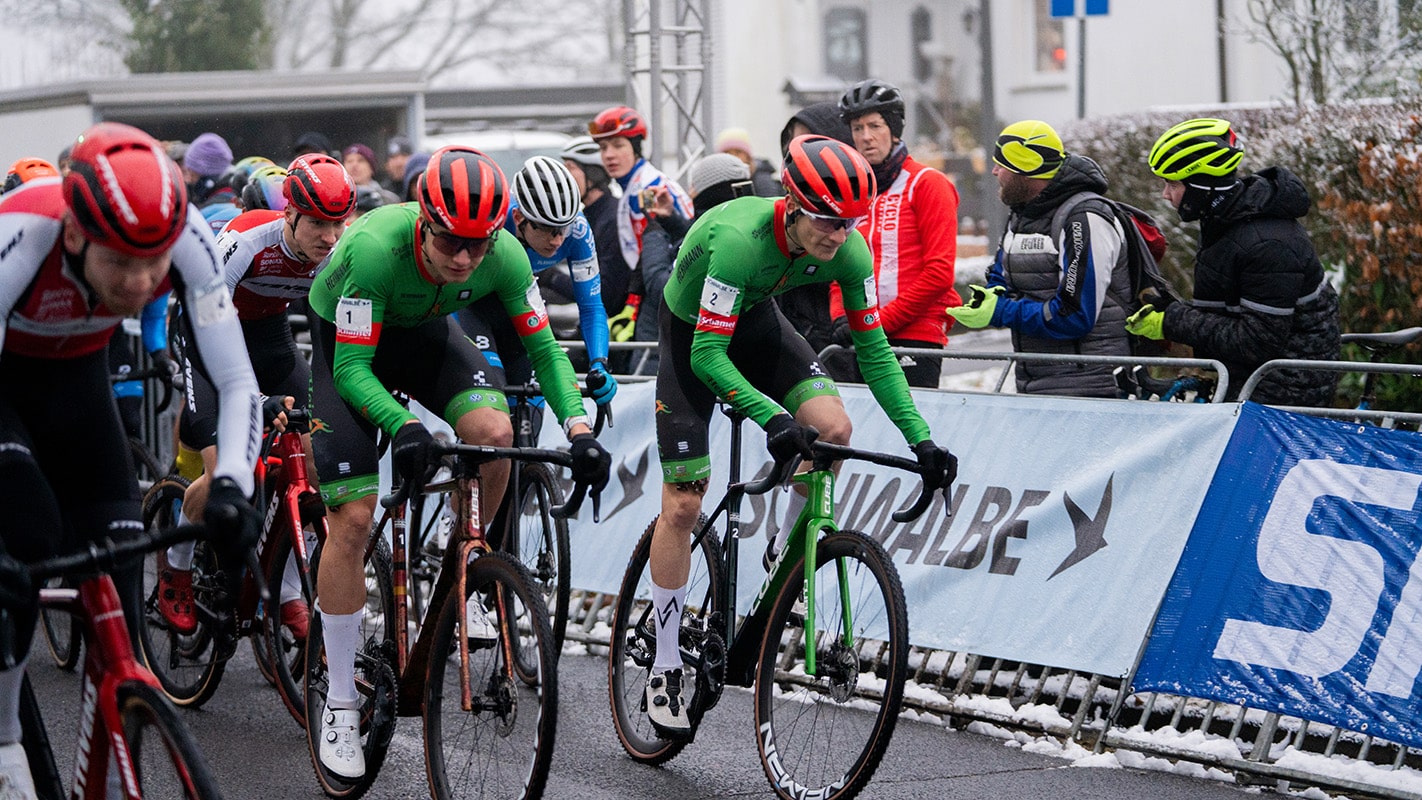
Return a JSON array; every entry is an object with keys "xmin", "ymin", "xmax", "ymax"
[{"xmin": 830, "ymin": 79, "xmax": 961, "ymax": 388}]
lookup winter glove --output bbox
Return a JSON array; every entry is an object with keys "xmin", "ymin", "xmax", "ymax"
[
  {"xmin": 912, "ymin": 440, "xmax": 958, "ymax": 491},
  {"xmin": 944, "ymin": 285, "xmax": 1005, "ymax": 329},
  {"xmin": 764, "ymin": 413, "xmax": 814, "ymax": 465},
  {"xmin": 1125, "ymin": 306, "xmax": 1166, "ymax": 340},
  {"xmin": 586, "ymin": 360, "xmax": 618, "ymax": 406},
  {"xmin": 569, "ymin": 433, "xmax": 612, "ymax": 495},
  {"xmin": 831, "ymin": 317, "xmax": 854, "ymax": 348},
  {"xmin": 392, "ymin": 422, "xmax": 434, "ymax": 484},
  {"xmin": 609, "ymin": 294, "xmax": 641, "ymax": 343},
  {"xmin": 0, "ymin": 551, "xmax": 33, "ymax": 617},
  {"xmin": 205, "ymin": 476, "xmax": 261, "ymax": 554}
]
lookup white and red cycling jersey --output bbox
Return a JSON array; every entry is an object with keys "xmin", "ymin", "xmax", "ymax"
[
  {"xmin": 217, "ymin": 209, "xmax": 329, "ymax": 320},
  {"xmin": 0, "ymin": 178, "xmax": 262, "ymax": 494},
  {"xmin": 831, "ymin": 156, "xmax": 961, "ymax": 345}
]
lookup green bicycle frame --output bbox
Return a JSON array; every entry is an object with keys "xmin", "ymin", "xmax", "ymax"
[{"xmin": 747, "ymin": 466, "xmax": 846, "ymax": 677}]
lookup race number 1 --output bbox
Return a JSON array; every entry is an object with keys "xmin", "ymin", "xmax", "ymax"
[{"xmin": 336, "ymin": 297, "xmax": 376, "ymax": 345}]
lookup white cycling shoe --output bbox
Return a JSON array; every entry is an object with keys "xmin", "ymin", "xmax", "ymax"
[
  {"xmin": 645, "ymin": 668, "xmax": 693, "ymax": 739},
  {"xmin": 318, "ymin": 704, "xmax": 365, "ymax": 780},
  {"xmin": 465, "ymin": 597, "xmax": 499, "ymax": 644}
]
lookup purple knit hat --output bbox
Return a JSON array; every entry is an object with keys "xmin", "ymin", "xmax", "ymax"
[
  {"xmin": 184, "ymin": 132, "xmax": 233, "ymax": 178},
  {"xmin": 342, "ymin": 143, "xmax": 377, "ymax": 168}
]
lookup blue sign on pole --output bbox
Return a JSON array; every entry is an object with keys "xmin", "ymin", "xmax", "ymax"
[{"xmin": 1051, "ymin": 0, "xmax": 1109, "ymax": 16}]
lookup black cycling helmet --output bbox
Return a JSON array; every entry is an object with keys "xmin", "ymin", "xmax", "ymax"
[{"xmin": 838, "ymin": 79, "xmax": 905, "ymax": 139}]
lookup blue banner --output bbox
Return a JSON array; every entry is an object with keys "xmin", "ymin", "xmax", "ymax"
[
  {"xmin": 1136, "ymin": 403, "xmax": 1422, "ymax": 748},
  {"xmin": 1051, "ymin": 0, "xmax": 1109, "ymax": 16}
]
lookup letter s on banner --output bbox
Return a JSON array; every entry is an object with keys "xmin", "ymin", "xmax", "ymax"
[{"xmin": 1213, "ymin": 460, "xmax": 1420, "ymax": 683}]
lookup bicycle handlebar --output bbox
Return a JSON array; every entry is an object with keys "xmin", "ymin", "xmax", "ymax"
[
  {"xmin": 733, "ymin": 435, "xmax": 942, "ymax": 524},
  {"xmin": 503, "ymin": 380, "xmax": 611, "ymax": 436},
  {"xmin": 27, "ymin": 523, "xmax": 210, "ymax": 583},
  {"xmin": 110, "ymin": 362, "xmax": 176, "ymax": 415},
  {"xmin": 380, "ymin": 439, "xmax": 598, "ymax": 521}
]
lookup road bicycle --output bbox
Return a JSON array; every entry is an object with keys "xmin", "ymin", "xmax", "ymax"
[
  {"xmin": 38, "ymin": 362, "xmax": 181, "ymax": 674},
  {"xmin": 1340, "ymin": 326, "xmax": 1422, "ymax": 417},
  {"xmin": 607, "ymin": 407, "xmax": 941, "ymax": 800},
  {"xmin": 13, "ymin": 524, "xmax": 225, "ymax": 800},
  {"xmin": 303, "ymin": 437, "xmax": 597, "ymax": 800},
  {"xmin": 406, "ymin": 382, "xmax": 610, "ymax": 663},
  {"xmin": 135, "ymin": 408, "xmax": 325, "ymax": 726}
]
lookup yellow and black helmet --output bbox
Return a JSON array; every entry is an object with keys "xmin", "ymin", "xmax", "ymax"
[
  {"xmin": 1148, "ymin": 118, "xmax": 1243, "ymax": 182},
  {"xmin": 993, "ymin": 120, "xmax": 1065, "ymax": 179}
]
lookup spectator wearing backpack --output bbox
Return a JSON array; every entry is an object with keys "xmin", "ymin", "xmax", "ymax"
[
  {"xmin": 1127, "ymin": 118, "xmax": 1341, "ymax": 407},
  {"xmin": 948, "ymin": 120, "xmax": 1133, "ymax": 397}
]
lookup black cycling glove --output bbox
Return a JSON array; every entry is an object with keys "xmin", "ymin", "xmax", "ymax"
[{"xmin": 569, "ymin": 433, "xmax": 612, "ymax": 494}]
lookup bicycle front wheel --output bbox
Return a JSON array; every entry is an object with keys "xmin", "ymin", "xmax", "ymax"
[
  {"xmin": 39, "ymin": 575, "xmax": 80, "ymax": 671},
  {"xmin": 136, "ymin": 477, "xmax": 228, "ymax": 708},
  {"xmin": 424, "ymin": 551, "xmax": 557, "ymax": 800},
  {"xmin": 753, "ymin": 530, "xmax": 909, "ymax": 800},
  {"xmin": 503, "ymin": 462, "xmax": 570, "ymax": 674},
  {"xmin": 117, "ymin": 681, "xmax": 225, "ymax": 799}
]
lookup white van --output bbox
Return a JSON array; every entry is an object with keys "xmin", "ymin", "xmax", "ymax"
[{"xmin": 418, "ymin": 129, "xmax": 572, "ymax": 180}]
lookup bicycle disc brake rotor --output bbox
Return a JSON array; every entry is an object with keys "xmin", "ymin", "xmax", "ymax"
[
  {"xmin": 823, "ymin": 642, "xmax": 860, "ymax": 703},
  {"xmin": 478, "ymin": 673, "xmax": 518, "ymax": 737}
]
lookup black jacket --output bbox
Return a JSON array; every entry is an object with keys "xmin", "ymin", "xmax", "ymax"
[{"xmin": 1163, "ymin": 166, "xmax": 1341, "ymax": 406}]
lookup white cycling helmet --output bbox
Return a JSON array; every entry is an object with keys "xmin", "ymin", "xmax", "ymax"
[
  {"xmin": 559, "ymin": 136, "xmax": 602, "ymax": 168},
  {"xmin": 513, "ymin": 155, "xmax": 582, "ymax": 228}
]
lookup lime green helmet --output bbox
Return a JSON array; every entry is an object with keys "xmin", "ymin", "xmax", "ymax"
[
  {"xmin": 993, "ymin": 120, "xmax": 1065, "ymax": 179},
  {"xmin": 1148, "ymin": 118, "xmax": 1243, "ymax": 183}
]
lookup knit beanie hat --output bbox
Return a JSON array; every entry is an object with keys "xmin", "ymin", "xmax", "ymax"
[
  {"xmin": 715, "ymin": 127, "xmax": 754, "ymax": 157},
  {"xmin": 402, "ymin": 152, "xmax": 432, "ymax": 200},
  {"xmin": 343, "ymin": 143, "xmax": 377, "ymax": 168},
  {"xmin": 184, "ymin": 132, "xmax": 233, "ymax": 178},
  {"xmin": 689, "ymin": 153, "xmax": 750, "ymax": 196}
]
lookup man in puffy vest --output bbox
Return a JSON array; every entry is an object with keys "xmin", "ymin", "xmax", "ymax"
[{"xmin": 949, "ymin": 120, "xmax": 1132, "ymax": 397}]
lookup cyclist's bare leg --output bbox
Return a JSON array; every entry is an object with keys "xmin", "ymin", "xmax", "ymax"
[
  {"xmin": 453, "ymin": 406, "xmax": 513, "ymax": 530},
  {"xmin": 167, "ymin": 445, "xmax": 218, "ymax": 570},
  {"xmin": 774, "ymin": 395, "xmax": 852, "ymax": 549},
  {"xmin": 319, "ymin": 495, "xmax": 377, "ymax": 615},
  {"xmin": 650, "ymin": 482, "xmax": 703, "ymax": 589}
]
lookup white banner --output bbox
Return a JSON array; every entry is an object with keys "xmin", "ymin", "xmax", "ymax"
[{"xmin": 549, "ymin": 381, "xmax": 1240, "ymax": 677}]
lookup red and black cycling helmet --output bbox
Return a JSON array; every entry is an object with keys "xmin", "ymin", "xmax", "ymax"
[
  {"xmin": 283, "ymin": 154, "xmax": 355, "ymax": 221},
  {"xmin": 62, "ymin": 123, "xmax": 187, "ymax": 257},
  {"xmin": 417, "ymin": 146, "xmax": 509, "ymax": 238},
  {"xmin": 781, "ymin": 134, "xmax": 876, "ymax": 219},
  {"xmin": 588, "ymin": 106, "xmax": 648, "ymax": 141}
]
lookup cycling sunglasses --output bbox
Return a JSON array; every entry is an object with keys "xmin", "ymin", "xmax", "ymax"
[
  {"xmin": 525, "ymin": 218, "xmax": 572, "ymax": 236},
  {"xmin": 426, "ymin": 226, "xmax": 498, "ymax": 256},
  {"xmin": 802, "ymin": 210, "xmax": 864, "ymax": 232}
]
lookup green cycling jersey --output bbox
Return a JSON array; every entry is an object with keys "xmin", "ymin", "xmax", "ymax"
[
  {"xmin": 309, "ymin": 202, "xmax": 587, "ymax": 435},
  {"xmin": 664, "ymin": 196, "xmax": 931, "ymax": 444}
]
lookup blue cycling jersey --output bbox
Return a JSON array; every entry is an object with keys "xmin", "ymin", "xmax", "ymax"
[{"xmin": 504, "ymin": 200, "xmax": 610, "ymax": 363}]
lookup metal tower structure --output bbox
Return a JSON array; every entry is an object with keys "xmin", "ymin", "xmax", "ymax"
[{"xmin": 621, "ymin": 0, "xmax": 713, "ymax": 179}]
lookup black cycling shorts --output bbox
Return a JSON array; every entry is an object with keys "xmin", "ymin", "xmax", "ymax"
[
  {"xmin": 308, "ymin": 315, "xmax": 505, "ymax": 506},
  {"xmin": 655, "ymin": 298, "xmax": 837, "ymax": 484},
  {"xmin": 178, "ymin": 311, "xmax": 309, "ymax": 450}
]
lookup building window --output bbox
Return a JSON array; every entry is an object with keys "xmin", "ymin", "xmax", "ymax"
[
  {"xmin": 1034, "ymin": 0, "xmax": 1067, "ymax": 73},
  {"xmin": 825, "ymin": 8, "xmax": 868, "ymax": 83}
]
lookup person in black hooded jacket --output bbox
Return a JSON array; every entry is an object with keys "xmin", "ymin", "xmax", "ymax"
[
  {"xmin": 774, "ymin": 102, "xmax": 859, "ymax": 380},
  {"xmin": 1128, "ymin": 118, "xmax": 1340, "ymax": 406}
]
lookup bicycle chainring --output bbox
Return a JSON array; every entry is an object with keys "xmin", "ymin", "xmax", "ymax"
[{"xmin": 693, "ymin": 629, "xmax": 726, "ymax": 715}]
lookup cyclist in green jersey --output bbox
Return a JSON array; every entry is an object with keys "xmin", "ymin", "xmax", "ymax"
[
  {"xmin": 643, "ymin": 135, "xmax": 956, "ymax": 736},
  {"xmin": 306, "ymin": 146, "xmax": 612, "ymax": 779}
]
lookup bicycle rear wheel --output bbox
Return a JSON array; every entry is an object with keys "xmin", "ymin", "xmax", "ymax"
[
  {"xmin": 424, "ymin": 551, "xmax": 557, "ymax": 800},
  {"xmin": 503, "ymin": 462, "xmax": 570, "ymax": 678},
  {"xmin": 39, "ymin": 575, "xmax": 80, "ymax": 671},
  {"xmin": 607, "ymin": 515, "xmax": 723, "ymax": 765},
  {"xmin": 753, "ymin": 530, "xmax": 908, "ymax": 800},
  {"xmin": 117, "ymin": 681, "xmax": 225, "ymax": 799},
  {"xmin": 136, "ymin": 477, "xmax": 229, "ymax": 708},
  {"xmin": 303, "ymin": 536, "xmax": 398, "ymax": 799}
]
